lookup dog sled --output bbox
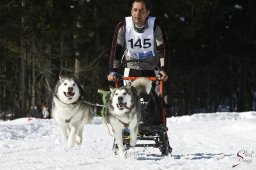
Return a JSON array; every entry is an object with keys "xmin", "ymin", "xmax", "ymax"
[{"xmin": 99, "ymin": 60, "xmax": 172, "ymax": 156}]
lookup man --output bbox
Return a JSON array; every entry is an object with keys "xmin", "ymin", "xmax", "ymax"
[
  {"xmin": 107, "ymin": 0, "xmax": 169, "ymax": 125},
  {"xmin": 107, "ymin": 0, "xmax": 169, "ymax": 81}
]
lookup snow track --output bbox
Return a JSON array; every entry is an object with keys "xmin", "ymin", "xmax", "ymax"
[{"xmin": 0, "ymin": 112, "xmax": 255, "ymax": 170}]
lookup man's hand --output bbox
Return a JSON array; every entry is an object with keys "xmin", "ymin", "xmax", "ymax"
[
  {"xmin": 107, "ymin": 72, "xmax": 117, "ymax": 81},
  {"xmin": 158, "ymin": 71, "xmax": 168, "ymax": 81}
]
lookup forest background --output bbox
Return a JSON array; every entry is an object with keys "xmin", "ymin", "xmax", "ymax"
[{"xmin": 0, "ymin": 0, "xmax": 256, "ymax": 119}]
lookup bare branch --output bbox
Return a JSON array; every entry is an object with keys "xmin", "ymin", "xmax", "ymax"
[
  {"xmin": 79, "ymin": 49, "xmax": 107, "ymax": 72},
  {"xmin": 0, "ymin": 1, "xmax": 15, "ymax": 9},
  {"xmin": 60, "ymin": 49, "xmax": 107, "ymax": 73}
]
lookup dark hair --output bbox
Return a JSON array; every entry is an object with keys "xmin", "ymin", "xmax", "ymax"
[{"xmin": 130, "ymin": 0, "xmax": 152, "ymax": 11}]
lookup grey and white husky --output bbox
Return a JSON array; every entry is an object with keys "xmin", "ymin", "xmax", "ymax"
[
  {"xmin": 106, "ymin": 77, "xmax": 152, "ymax": 158},
  {"xmin": 52, "ymin": 75, "xmax": 92, "ymax": 149}
]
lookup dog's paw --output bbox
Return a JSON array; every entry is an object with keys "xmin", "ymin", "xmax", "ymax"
[
  {"xmin": 129, "ymin": 142, "xmax": 136, "ymax": 147},
  {"xmin": 129, "ymin": 139, "xmax": 137, "ymax": 147},
  {"xmin": 76, "ymin": 136, "xmax": 82, "ymax": 145},
  {"xmin": 130, "ymin": 143, "xmax": 136, "ymax": 148},
  {"xmin": 118, "ymin": 151, "xmax": 127, "ymax": 159},
  {"xmin": 67, "ymin": 137, "xmax": 76, "ymax": 149},
  {"xmin": 67, "ymin": 143, "xmax": 75, "ymax": 149}
]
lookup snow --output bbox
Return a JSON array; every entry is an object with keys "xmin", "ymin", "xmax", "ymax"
[{"xmin": 0, "ymin": 112, "xmax": 256, "ymax": 170}]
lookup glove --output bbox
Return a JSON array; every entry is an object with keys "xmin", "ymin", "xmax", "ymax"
[
  {"xmin": 107, "ymin": 72, "xmax": 118, "ymax": 81},
  {"xmin": 158, "ymin": 71, "xmax": 168, "ymax": 81}
]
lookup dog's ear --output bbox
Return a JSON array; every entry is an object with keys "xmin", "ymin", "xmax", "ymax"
[
  {"xmin": 126, "ymin": 81, "xmax": 132, "ymax": 87},
  {"xmin": 109, "ymin": 86, "xmax": 115, "ymax": 93},
  {"xmin": 59, "ymin": 75, "xmax": 65, "ymax": 82},
  {"xmin": 131, "ymin": 86, "xmax": 139, "ymax": 96},
  {"xmin": 78, "ymin": 83, "xmax": 86, "ymax": 100},
  {"xmin": 58, "ymin": 70, "xmax": 66, "ymax": 82}
]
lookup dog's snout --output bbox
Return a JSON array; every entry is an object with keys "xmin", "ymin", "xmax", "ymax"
[
  {"xmin": 68, "ymin": 87, "xmax": 73, "ymax": 91},
  {"xmin": 118, "ymin": 96, "xmax": 123, "ymax": 102}
]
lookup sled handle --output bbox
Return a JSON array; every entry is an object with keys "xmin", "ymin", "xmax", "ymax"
[{"xmin": 115, "ymin": 76, "xmax": 164, "ymax": 97}]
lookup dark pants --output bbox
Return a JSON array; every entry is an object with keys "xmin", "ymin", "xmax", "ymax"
[{"xmin": 125, "ymin": 69, "xmax": 156, "ymax": 77}]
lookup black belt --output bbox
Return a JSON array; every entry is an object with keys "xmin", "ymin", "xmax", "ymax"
[{"xmin": 126, "ymin": 68, "xmax": 156, "ymax": 77}]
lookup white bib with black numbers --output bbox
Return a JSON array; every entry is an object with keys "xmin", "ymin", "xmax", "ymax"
[{"xmin": 125, "ymin": 16, "xmax": 155, "ymax": 59}]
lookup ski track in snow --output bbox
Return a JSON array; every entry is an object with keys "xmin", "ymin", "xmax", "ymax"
[{"xmin": 0, "ymin": 112, "xmax": 256, "ymax": 170}]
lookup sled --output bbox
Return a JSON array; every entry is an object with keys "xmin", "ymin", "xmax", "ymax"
[{"xmin": 99, "ymin": 60, "xmax": 172, "ymax": 156}]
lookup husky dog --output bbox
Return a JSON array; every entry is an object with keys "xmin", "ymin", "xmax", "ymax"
[
  {"xmin": 52, "ymin": 75, "xmax": 92, "ymax": 149},
  {"xmin": 107, "ymin": 77, "xmax": 152, "ymax": 158}
]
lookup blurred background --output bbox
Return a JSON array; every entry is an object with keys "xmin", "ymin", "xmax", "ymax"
[{"xmin": 0, "ymin": 0, "xmax": 255, "ymax": 119}]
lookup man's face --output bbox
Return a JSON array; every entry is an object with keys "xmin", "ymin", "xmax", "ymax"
[{"xmin": 131, "ymin": 2, "xmax": 150, "ymax": 26}]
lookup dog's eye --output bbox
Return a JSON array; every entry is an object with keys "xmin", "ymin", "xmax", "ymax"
[
  {"xmin": 115, "ymin": 93, "xmax": 118, "ymax": 96},
  {"xmin": 64, "ymin": 83, "xmax": 67, "ymax": 85},
  {"xmin": 73, "ymin": 84, "xmax": 76, "ymax": 86},
  {"xmin": 123, "ymin": 92, "xmax": 127, "ymax": 95}
]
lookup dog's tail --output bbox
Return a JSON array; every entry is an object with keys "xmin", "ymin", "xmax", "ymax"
[{"xmin": 131, "ymin": 77, "xmax": 152, "ymax": 95}]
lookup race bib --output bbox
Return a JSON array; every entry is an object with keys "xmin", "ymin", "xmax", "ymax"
[{"xmin": 125, "ymin": 17, "xmax": 156, "ymax": 59}]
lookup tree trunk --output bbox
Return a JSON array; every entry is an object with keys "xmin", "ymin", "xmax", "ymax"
[
  {"xmin": 75, "ymin": 58, "xmax": 80, "ymax": 79},
  {"xmin": 19, "ymin": 0, "xmax": 26, "ymax": 118},
  {"xmin": 31, "ymin": 43, "xmax": 36, "ymax": 108}
]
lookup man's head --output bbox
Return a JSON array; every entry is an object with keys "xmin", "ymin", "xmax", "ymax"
[{"xmin": 131, "ymin": 0, "xmax": 151, "ymax": 27}]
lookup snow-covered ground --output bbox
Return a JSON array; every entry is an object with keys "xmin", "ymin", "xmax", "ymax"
[{"xmin": 0, "ymin": 112, "xmax": 256, "ymax": 170}]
